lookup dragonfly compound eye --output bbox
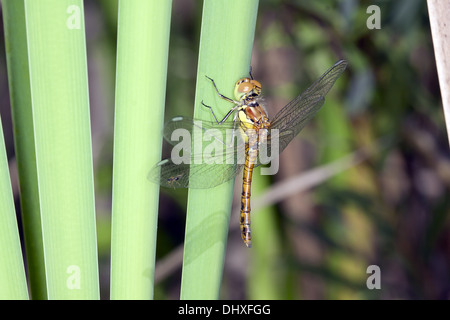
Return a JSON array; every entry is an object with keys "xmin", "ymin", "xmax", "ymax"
[
  {"xmin": 237, "ymin": 82, "xmax": 253, "ymax": 93},
  {"xmin": 250, "ymin": 79, "xmax": 262, "ymax": 90},
  {"xmin": 235, "ymin": 78, "xmax": 260, "ymax": 101},
  {"xmin": 235, "ymin": 77, "xmax": 251, "ymax": 86}
]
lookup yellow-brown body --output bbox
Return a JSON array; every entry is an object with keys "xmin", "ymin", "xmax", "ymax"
[{"xmin": 238, "ymin": 103, "xmax": 270, "ymax": 247}]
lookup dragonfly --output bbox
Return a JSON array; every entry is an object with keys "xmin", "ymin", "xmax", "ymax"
[{"xmin": 149, "ymin": 59, "xmax": 348, "ymax": 247}]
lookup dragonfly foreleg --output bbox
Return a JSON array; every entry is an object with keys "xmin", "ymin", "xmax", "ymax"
[
  {"xmin": 205, "ymin": 75, "xmax": 239, "ymax": 105},
  {"xmin": 201, "ymin": 100, "xmax": 239, "ymax": 125}
]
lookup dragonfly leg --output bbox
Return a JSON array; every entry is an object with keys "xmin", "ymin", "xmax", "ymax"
[
  {"xmin": 205, "ymin": 75, "xmax": 238, "ymax": 104},
  {"xmin": 201, "ymin": 100, "xmax": 221, "ymax": 124},
  {"xmin": 201, "ymin": 100, "xmax": 239, "ymax": 125}
]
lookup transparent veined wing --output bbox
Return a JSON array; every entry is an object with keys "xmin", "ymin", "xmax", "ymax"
[
  {"xmin": 149, "ymin": 117, "xmax": 247, "ymax": 189},
  {"xmin": 270, "ymin": 59, "xmax": 348, "ymax": 154},
  {"xmin": 148, "ymin": 158, "xmax": 243, "ymax": 189}
]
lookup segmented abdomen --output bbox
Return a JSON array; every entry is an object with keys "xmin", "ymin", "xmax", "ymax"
[{"xmin": 240, "ymin": 143, "xmax": 258, "ymax": 248}]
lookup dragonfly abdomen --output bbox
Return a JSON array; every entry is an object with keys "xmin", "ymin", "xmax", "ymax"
[{"xmin": 240, "ymin": 144, "xmax": 258, "ymax": 248}]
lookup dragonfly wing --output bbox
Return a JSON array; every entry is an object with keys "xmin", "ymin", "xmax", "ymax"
[
  {"xmin": 150, "ymin": 115, "xmax": 247, "ymax": 189},
  {"xmin": 270, "ymin": 59, "xmax": 347, "ymax": 154},
  {"xmin": 148, "ymin": 158, "xmax": 243, "ymax": 189},
  {"xmin": 253, "ymin": 127, "xmax": 316, "ymax": 166}
]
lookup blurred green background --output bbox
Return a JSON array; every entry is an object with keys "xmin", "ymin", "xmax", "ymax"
[{"xmin": 1, "ymin": 0, "xmax": 449, "ymax": 299}]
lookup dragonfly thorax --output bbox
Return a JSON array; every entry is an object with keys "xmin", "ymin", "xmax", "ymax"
[
  {"xmin": 234, "ymin": 77, "xmax": 262, "ymax": 103},
  {"xmin": 238, "ymin": 102, "xmax": 271, "ymax": 130}
]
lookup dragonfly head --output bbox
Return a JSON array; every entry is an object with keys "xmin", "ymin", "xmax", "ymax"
[{"xmin": 234, "ymin": 77, "xmax": 262, "ymax": 102}]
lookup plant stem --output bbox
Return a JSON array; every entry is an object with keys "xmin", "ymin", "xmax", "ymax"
[
  {"xmin": 0, "ymin": 118, "xmax": 29, "ymax": 299},
  {"xmin": 2, "ymin": 0, "xmax": 47, "ymax": 299},
  {"xmin": 180, "ymin": 0, "xmax": 259, "ymax": 299},
  {"xmin": 110, "ymin": 0, "xmax": 172, "ymax": 299},
  {"xmin": 427, "ymin": 1, "xmax": 450, "ymax": 146},
  {"xmin": 25, "ymin": 0, "xmax": 99, "ymax": 299}
]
